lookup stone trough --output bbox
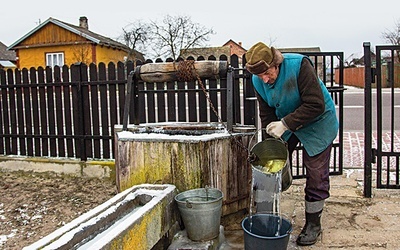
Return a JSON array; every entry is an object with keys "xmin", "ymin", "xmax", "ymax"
[{"xmin": 23, "ymin": 184, "xmax": 179, "ymax": 250}]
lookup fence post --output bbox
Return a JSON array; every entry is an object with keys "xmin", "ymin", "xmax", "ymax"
[
  {"xmin": 363, "ymin": 42, "xmax": 373, "ymax": 198},
  {"xmin": 227, "ymin": 66, "xmax": 234, "ymax": 131},
  {"xmin": 71, "ymin": 63, "xmax": 87, "ymax": 161},
  {"xmin": 122, "ymin": 71, "xmax": 134, "ymax": 130}
]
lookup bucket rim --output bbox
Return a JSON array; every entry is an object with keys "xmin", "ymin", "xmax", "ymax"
[
  {"xmin": 249, "ymin": 137, "xmax": 287, "ymax": 154},
  {"xmin": 174, "ymin": 187, "xmax": 223, "ymax": 203},
  {"xmin": 241, "ymin": 214, "xmax": 293, "ymax": 240}
]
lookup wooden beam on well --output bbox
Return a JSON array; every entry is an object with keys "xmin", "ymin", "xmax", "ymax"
[{"xmin": 138, "ymin": 61, "xmax": 228, "ymax": 82}]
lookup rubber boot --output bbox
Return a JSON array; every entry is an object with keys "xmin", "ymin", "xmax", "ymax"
[{"xmin": 296, "ymin": 200, "xmax": 324, "ymax": 246}]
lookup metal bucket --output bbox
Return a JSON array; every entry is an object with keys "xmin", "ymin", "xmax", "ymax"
[
  {"xmin": 248, "ymin": 137, "xmax": 292, "ymax": 191},
  {"xmin": 242, "ymin": 214, "xmax": 292, "ymax": 250},
  {"xmin": 174, "ymin": 187, "xmax": 223, "ymax": 241}
]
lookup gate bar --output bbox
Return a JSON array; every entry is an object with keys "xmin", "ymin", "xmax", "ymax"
[{"xmin": 363, "ymin": 42, "xmax": 373, "ymax": 198}]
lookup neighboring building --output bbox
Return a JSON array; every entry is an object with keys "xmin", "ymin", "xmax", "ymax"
[
  {"xmin": 345, "ymin": 51, "xmax": 377, "ymax": 67},
  {"xmin": 223, "ymin": 39, "xmax": 246, "ymax": 57},
  {"xmin": 222, "ymin": 39, "xmax": 247, "ymax": 65},
  {"xmin": 7, "ymin": 16, "xmax": 144, "ymax": 69},
  {"xmin": 0, "ymin": 41, "xmax": 16, "ymax": 69},
  {"xmin": 180, "ymin": 46, "xmax": 231, "ymax": 62},
  {"xmin": 180, "ymin": 39, "xmax": 247, "ymax": 66}
]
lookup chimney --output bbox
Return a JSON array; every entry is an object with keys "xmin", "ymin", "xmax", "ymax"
[
  {"xmin": 239, "ymin": 42, "xmax": 242, "ymax": 47},
  {"xmin": 79, "ymin": 16, "xmax": 89, "ymax": 29}
]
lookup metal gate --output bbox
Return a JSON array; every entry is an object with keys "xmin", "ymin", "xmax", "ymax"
[{"xmin": 363, "ymin": 42, "xmax": 400, "ymax": 197}]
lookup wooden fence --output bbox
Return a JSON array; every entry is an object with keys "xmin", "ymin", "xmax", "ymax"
[
  {"xmin": 0, "ymin": 52, "xmax": 345, "ymax": 180},
  {"xmin": 0, "ymin": 61, "xmax": 136, "ymax": 160}
]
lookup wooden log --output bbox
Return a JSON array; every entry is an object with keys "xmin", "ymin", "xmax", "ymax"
[{"xmin": 138, "ymin": 61, "xmax": 228, "ymax": 83}]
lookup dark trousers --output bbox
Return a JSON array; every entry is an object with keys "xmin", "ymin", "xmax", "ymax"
[{"xmin": 287, "ymin": 135, "xmax": 332, "ymax": 202}]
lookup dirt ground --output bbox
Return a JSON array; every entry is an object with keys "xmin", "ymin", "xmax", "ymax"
[
  {"xmin": 0, "ymin": 170, "xmax": 117, "ymax": 249},
  {"xmin": 221, "ymin": 169, "xmax": 400, "ymax": 250},
  {"xmin": 1, "ymin": 168, "xmax": 400, "ymax": 250}
]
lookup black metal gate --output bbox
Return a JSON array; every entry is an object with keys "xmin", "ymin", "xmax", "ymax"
[
  {"xmin": 364, "ymin": 42, "xmax": 400, "ymax": 197},
  {"xmin": 123, "ymin": 52, "xmax": 345, "ymax": 179}
]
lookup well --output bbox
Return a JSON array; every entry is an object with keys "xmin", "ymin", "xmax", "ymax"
[{"xmin": 115, "ymin": 122, "xmax": 255, "ymax": 215}]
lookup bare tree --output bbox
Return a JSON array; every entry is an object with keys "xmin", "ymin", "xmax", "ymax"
[
  {"xmin": 149, "ymin": 15, "xmax": 215, "ymax": 60},
  {"xmin": 119, "ymin": 20, "xmax": 151, "ymax": 62},
  {"xmin": 382, "ymin": 18, "xmax": 400, "ymax": 62}
]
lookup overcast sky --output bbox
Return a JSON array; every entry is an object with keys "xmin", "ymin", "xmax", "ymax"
[{"xmin": 1, "ymin": 0, "xmax": 399, "ymax": 61}]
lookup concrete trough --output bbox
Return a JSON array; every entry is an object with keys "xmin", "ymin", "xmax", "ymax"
[{"xmin": 24, "ymin": 184, "xmax": 179, "ymax": 250}]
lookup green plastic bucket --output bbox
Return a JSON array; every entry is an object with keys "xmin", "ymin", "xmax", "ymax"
[{"xmin": 175, "ymin": 187, "xmax": 223, "ymax": 241}]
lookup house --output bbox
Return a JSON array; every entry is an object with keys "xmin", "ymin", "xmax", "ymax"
[
  {"xmin": 179, "ymin": 46, "xmax": 231, "ymax": 62},
  {"xmin": 7, "ymin": 16, "xmax": 144, "ymax": 69},
  {"xmin": 222, "ymin": 39, "xmax": 247, "ymax": 65},
  {"xmin": 179, "ymin": 39, "xmax": 247, "ymax": 66},
  {"xmin": 345, "ymin": 51, "xmax": 377, "ymax": 67},
  {"xmin": 0, "ymin": 41, "xmax": 16, "ymax": 69}
]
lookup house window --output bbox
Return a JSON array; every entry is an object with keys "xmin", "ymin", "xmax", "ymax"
[{"xmin": 46, "ymin": 52, "xmax": 64, "ymax": 67}]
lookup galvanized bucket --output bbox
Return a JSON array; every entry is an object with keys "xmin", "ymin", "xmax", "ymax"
[
  {"xmin": 174, "ymin": 187, "xmax": 223, "ymax": 241},
  {"xmin": 248, "ymin": 133, "xmax": 292, "ymax": 191}
]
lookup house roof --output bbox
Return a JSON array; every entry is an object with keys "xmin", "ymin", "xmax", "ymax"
[
  {"xmin": 0, "ymin": 41, "xmax": 16, "ymax": 60},
  {"xmin": 278, "ymin": 47, "xmax": 321, "ymax": 53},
  {"xmin": 7, "ymin": 17, "xmax": 129, "ymax": 52},
  {"xmin": 0, "ymin": 60, "xmax": 16, "ymax": 68},
  {"xmin": 222, "ymin": 39, "xmax": 246, "ymax": 50}
]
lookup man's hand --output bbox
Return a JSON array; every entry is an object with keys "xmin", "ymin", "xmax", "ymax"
[{"xmin": 266, "ymin": 121, "xmax": 288, "ymax": 138}]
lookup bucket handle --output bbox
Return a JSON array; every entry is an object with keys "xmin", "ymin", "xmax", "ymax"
[
  {"xmin": 247, "ymin": 128, "xmax": 287, "ymax": 163},
  {"xmin": 185, "ymin": 200, "xmax": 193, "ymax": 208}
]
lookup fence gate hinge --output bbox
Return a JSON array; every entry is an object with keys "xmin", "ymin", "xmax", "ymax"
[
  {"xmin": 371, "ymin": 148, "xmax": 377, "ymax": 164},
  {"xmin": 371, "ymin": 67, "xmax": 377, "ymax": 83}
]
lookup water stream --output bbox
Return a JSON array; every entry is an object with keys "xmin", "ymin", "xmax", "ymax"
[{"xmin": 248, "ymin": 167, "xmax": 283, "ymax": 236}]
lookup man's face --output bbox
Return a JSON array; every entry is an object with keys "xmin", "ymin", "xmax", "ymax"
[{"xmin": 257, "ymin": 66, "xmax": 279, "ymax": 84}]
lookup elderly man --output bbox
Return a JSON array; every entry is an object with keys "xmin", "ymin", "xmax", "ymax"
[{"xmin": 245, "ymin": 42, "xmax": 339, "ymax": 246}]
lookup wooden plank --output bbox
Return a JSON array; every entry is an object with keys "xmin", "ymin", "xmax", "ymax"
[
  {"xmin": 198, "ymin": 82, "xmax": 207, "ymax": 122},
  {"xmin": 81, "ymin": 63, "xmax": 92, "ymax": 159},
  {"xmin": 177, "ymin": 81, "xmax": 186, "ymax": 122},
  {"xmin": 187, "ymin": 81, "xmax": 197, "ymax": 122},
  {"xmin": 108, "ymin": 63, "xmax": 117, "ymax": 158},
  {"xmin": 139, "ymin": 61, "xmax": 228, "ymax": 83},
  {"xmin": 117, "ymin": 61, "xmax": 126, "ymax": 123},
  {"xmin": 62, "ymin": 66, "xmax": 74, "ymax": 157},
  {"xmin": 166, "ymin": 82, "xmax": 176, "ymax": 122},
  {"xmin": 1, "ymin": 70, "xmax": 11, "ymax": 154},
  {"xmin": 71, "ymin": 64, "xmax": 81, "ymax": 158},
  {"xmin": 209, "ymin": 79, "xmax": 218, "ymax": 122},
  {"xmin": 22, "ymin": 69, "xmax": 33, "ymax": 156},
  {"xmin": 46, "ymin": 67, "xmax": 57, "ymax": 157},
  {"xmin": 0, "ymin": 70, "xmax": 5, "ymax": 154},
  {"xmin": 99, "ymin": 63, "xmax": 110, "ymax": 158},
  {"xmin": 30, "ymin": 68, "xmax": 41, "ymax": 156},
  {"xmin": 6, "ymin": 69, "xmax": 17, "ymax": 155},
  {"xmin": 138, "ymin": 83, "xmax": 146, "ymax": 123},
  {"xmin": 146, "ymin": 82, "xmax": 156, "ymax": 123},
  {"xmin": 54, "ymin": 66, "xmax": 65, "ymax": 157},
  {"xmin": 156, "ymin": 82, "xmax": 166, "ymax": 122},
  {"xmin": 38, "ymin": 67, "xmax": 48, "ymax": 156},
  {"xmin": 90, "ymin": 63, "xmax": 101, "ymax": 158},
  {"xmin": 15, "ymin": 69, "xmax": 26, "ymax": 155}
]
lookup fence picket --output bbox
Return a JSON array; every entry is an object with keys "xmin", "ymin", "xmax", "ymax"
[{"xmin": 0, "ymin": 52, "xmax": 343, "ymax": 181}]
